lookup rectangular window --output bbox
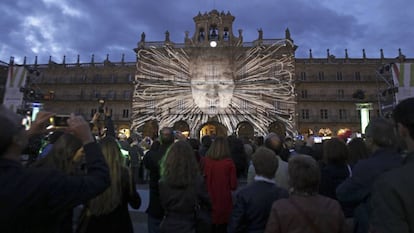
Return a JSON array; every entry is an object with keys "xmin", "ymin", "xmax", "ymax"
[
  {"xmin": 339, "ymin": 109, "xmax": 347, "ymax": 119},
  {"xmin": 301, "ymin": 90, "xmax": 308, "ymax": 98},
  {"xmin": 300, "ymin": 72, "xmax": 307, "ymax": 81},
  {"xmin": 318, "ymin": 72, "xmax": 325, "ymax": 81},
  {"xmin": 355, "ymin": 71, "xmax": 361, "ymax": 81},
  {"xmin": 301, "ymin": 109, "xmax": 310, "ymax": 119},
  {"xmin": 123, "ymin": 90, "xmax": 131, "ymax": 99},
  {"xmin": 320, "ymin": 109, "xmax": 328, "ymax": 119},
  {"xmin": 337, "ymin": 89, "xmax": 345, "ymax": 99},
  {"xmin": 336, "ymin": 72, "xmax": 343, "ymax": 81},
  {"xmin": 122, "ymin": 109, "xmax": 129, "ymax": 118}
]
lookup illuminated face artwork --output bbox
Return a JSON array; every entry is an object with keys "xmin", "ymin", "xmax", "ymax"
[
  {"xmin": 132, "ymin": 42, "xmax": 296, "ymax": 137},
  {"xmin": 190, "ymin": 58, "xmax": 235, "ymax": 112}
]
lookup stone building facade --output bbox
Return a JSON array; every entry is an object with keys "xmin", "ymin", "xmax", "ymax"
[{"xmin": 1, "ymin": 10, "xmax": 411, "ymax": 139}]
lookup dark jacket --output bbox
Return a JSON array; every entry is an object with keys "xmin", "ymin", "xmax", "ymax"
[
  {"xmin": 265, "ymin": 194, "xmax": 346, "ymax": 233},
  {"xmin": 82, "ymin": 167, "xmax": 141, "ymax": 233},
  {"xmin": 144, "ymin": 143, "xmax": 172, "ymax": 218},
  {"xmin": 336, "ymin": 148, "xmax": 402, "ymax": 233},
  {"xmin": 159, "ymin": 176, "xmax": 211, "ymax": 233},
  {"xmin": 319, "ymin": 163, "xmax": 353, "ymax": 217},
  {"xmin": 228, "ymin": 180, "xmax": 289, "ymax": 233},
  {"xmin": 0, "ymin": 142, "xmax": 110, "ymax": 233},
  {"xmin": 370, "ymin": 151, "xmax": 414, "ymax": 233}
]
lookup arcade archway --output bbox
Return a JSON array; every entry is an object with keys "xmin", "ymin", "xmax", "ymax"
[
  {"xmin": 236, "ymin": 121, "xmax": 254, "ymax": 139},
  {"xmin": 137, "ymin": 120, "xmax": 159, "ymax": 139},
  {"xmin": 173, "ymin": 120, "xmax": 190, "ymax": 138},
  {"xmin": 268, "ymin": 121, "xmax": 286, "ymax": 138},
  {"xmin": 199, "ymin": 121, "xmax": 227, "ymax": 139}
]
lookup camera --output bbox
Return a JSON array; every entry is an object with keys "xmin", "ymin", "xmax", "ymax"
[{"xmin": 50, "ymin": 115, "xmax": 70, "ymax": 128}]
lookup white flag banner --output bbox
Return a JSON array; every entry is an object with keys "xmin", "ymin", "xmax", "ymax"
[
  {"xmin": 3, "ymin": 65, "xmax": 27, "ymax": 112},
  {"xmin": 392, "ymin": 63, "xmax": 414, "ymax": 103}
]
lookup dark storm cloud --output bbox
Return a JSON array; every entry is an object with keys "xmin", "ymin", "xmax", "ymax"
[{"xmin": 0, "ymin": 0, "xmax": 413, "ymax": 64}]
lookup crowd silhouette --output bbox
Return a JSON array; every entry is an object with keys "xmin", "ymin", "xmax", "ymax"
[{"xmin": 1, "ymin": 97, "xmax": 414, "ymax": 233}]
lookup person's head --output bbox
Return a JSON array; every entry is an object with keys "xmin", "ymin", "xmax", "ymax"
[
  {"xmin": 347, "ymin": 137, "xmax": 369, "ymax": 165},
  {"xmin": 190, "ymin": 56, "xmax": 235, "ymax": 112},
  {"xmin": 393, "ymin": 97, "xmax": 414, "ymax": 145},
  {"xmin": 34, "ymin": 133, "xmax": 83, "ymax": 174},
  {"xmin": 364, "ymin": 117, "xmax": 396, "ymax": 152},
  {"xmin": 284, "ymin": 137, "xmax": 295, "ymax": 150},
  {"xmin": 161, "ymin": 140, "xmax": 200, "ymax": 187},
  {"xmin": 288, "ymin": 154, "xmax": 320, "ymax": 195},
  {"xmin": 206, "ymin": 136, "xmax": 231, "ymax": 160},
  {"xmin": 252, "ymin": 147, "xmax": 279, "ymax": 179},
  {"xmin": 201, "ymin": 135, "xmax": 212, "ymax": 148},
  {"xmin": 159, "ymin": 127, "xmax": 174, "ymax": 145},
  {"xmin": 89, "ymin": 136, "xmax": 125, "ymax": 215},
  {"xmin": 322, "ymin": 138, "xmax": 349, "ymax": 166},
  {"xmin": 264, "ymin": 132, "xmax": 282, "ymax": 154},
  {"xmin": 0, "ymin": 105, "xmax": 27, "ymax": 159}
]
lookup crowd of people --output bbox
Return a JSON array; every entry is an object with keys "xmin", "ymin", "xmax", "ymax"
[{"xmin": 1, "ymin": 97, "xmax": 414, "ymax": 233}]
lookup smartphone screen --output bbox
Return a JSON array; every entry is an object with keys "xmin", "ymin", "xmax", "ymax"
[{"xmin": 50, "ymin": 115, "xmax": 70, "ymax": 127}]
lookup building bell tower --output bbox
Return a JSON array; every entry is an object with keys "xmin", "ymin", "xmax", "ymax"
[{"xmin": 185, "ymin": 10, "xmax": 242, "ymax": 47}]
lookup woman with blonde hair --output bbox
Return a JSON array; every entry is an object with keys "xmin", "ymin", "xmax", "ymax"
[
  {"xmin": 204, "ymin": 136, "xmax": 237, "ymax": 233},
  {"xmin": 78, "ymin": 136, "xmax": 141, "ymax": 233}
]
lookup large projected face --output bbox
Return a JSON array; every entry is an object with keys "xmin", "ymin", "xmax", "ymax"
[
  {"xmin": 132, "ymin": 42, "xmax": 297, "ymax": 137},
  {"xmin": 190, "ymin": 58, "xmax": 235, "ymax": 111}
]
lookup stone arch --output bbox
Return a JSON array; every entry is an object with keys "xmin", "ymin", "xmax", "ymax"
[
  {"xmin": 198, "ymin": 121, "xmax": 228, "ymax": 139},
  {"xmin": 268, "ymin": 121, "xmax": 286, "ymax": 138},
  {"xmin": 236, "ymin": 121, "xmax": 254, "ymax": 140}
]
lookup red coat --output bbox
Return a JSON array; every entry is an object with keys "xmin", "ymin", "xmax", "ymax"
[{"xmin": 204, "ymin": 157, "xmax": 237, "ymax": 224}]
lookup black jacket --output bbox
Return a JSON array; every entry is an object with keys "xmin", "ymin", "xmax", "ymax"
[
  {"xmin": 144, "ymin": 143, "xmax": 172, "ymax": 218},
  {"xmin": 0, "ymin": 142, "xmax": 110, "ymax": 233},
  {"xmin": 228, "ymin": 180, "xmax": 289, "ymax": 233},
  {"xmin": 82, "ymin": 167, "xmax": 141, "ymax": 233},
  {"xmin": 159, "ymin": 175, "xmax": 211, "ymax": 233}
]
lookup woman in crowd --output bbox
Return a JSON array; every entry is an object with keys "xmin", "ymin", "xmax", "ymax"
[
  {"xmin": 204, "ymin": 137, "xmax": 238, "ymax": 233},
  {"xmin": 319, "ymin": 138, "xmax": 353, "ymax": 217},
  {"xmin": 78, "ymin": 136, "xmax": 141, "ymax": 233},
  {"xmin": 265, "ymin": 155, "xmax": 346, "ymax": 233},
  {"xmin": 346, "ymin": 137, "xmax": 369, "ymax": 167},
  {"xmin": 159, "ymin": 140, "xmax": 211, "ymax": 233},
  {"xmin": 33, "ymin": 133, "xmax": 85, "ymax": 233}
]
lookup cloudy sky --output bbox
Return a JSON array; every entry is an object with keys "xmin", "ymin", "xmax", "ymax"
[{"xmin": 1, "ymin": 0, "xmax": 413, "ymax": 64}]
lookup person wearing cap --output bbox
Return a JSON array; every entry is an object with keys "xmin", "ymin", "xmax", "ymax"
[{"xmin": 0, "ymin": 105, "xmax": 110, "ymax": 233}]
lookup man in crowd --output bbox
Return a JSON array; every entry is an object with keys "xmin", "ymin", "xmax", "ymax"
[
  {"xmin": 144, "ymin": 127, "xmax": 175, "ymax": 233},
  {"xmin": 370, "ymin": 97, "xmax": 414, "ymax": 232},
  {"xmin": 336, "ymin": 117, "xmax": 402, "ymax": 233},
  {"xmin": 0, "ymin": 106, "xmax": 110, "ymax": 233}
]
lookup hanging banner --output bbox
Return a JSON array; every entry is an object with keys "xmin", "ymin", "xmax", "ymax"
[
  {"xmin": 392, "ymin": 63, "xmax": 414, "ymax": 102},
  {"xmin": 3, "ymin": 65, "xmax": 28, "ymax": 112}
]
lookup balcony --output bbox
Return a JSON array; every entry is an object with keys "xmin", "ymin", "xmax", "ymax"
[
  {"xmin": 34, "ymin": 75, "xmax": 133, "ymax": 85},
  {"xmin": 298, "ymin": 115, "xmax": 360, "ymax": 123},
  {"xmin": 295, "ymin": 75, "xmax": 379, "ymax": 83},
  {"xmin": 43, "ymin": 94, "xmax": 132, "ymax": 102},
  {"xmin": 297, "ymin": 94, "xmax": 378, "ymax": 102}
]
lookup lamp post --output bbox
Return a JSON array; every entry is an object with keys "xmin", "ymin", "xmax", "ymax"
[{"xmin": 356, "ymin": 103, "xmax": 373, "ymax": 134}]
